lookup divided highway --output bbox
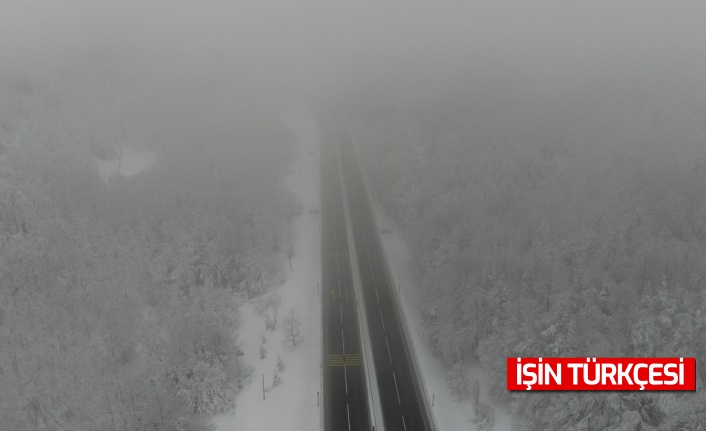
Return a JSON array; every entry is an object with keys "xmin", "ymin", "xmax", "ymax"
[
  {"xmin": 320, "ymin": 116, "xmax": 371, "ymax": 431},
  {"xmin": 322, "ymin": 112, "xmax": 434, "ymax": 431}
]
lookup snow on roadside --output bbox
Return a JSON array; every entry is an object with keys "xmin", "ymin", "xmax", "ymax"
[
  {"xmin": 371, "ymin": 205, "xmax": 515, "ymax": 431},
  {"xmin": 213, "ymin": 104, "xmax": 323, "ymax": 431}
]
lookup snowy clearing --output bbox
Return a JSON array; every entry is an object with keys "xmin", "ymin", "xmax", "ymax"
[{"xmin": 96, "ymin": 146, "xmax": 157, "ymax": 180}]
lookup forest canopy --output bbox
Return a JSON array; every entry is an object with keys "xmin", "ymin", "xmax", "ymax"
[{"xmin": 0, "ymin": 57, "xmax": 298, "ymax": 430}]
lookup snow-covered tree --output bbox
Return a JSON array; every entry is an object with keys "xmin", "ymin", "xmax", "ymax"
[
  {"xmin": 281, "ymin": 309, "xmax": 302, "ymax": 348},
  {"xmin": 272, "ymin": 369, "xmax": 282, "ymax": 388}
]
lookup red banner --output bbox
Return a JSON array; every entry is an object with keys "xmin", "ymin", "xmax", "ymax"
[{"xmin": 507, "ymin": 357, "xmax": 696, "ymax": 391}]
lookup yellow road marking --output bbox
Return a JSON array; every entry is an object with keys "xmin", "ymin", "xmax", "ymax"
[{"xmin": 328, "ymin": 354, "xmax": 362, "ymax": 367}]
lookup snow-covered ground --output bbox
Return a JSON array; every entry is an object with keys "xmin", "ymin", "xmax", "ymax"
[
  {"xmin": 96, "ymin": 146, "xmax": 157, "ymax": 180},
  {"xmin": 371, "ymin": 206, "xmax": 515, "ymax": 431},
  {"xmin": 213, "ymin": 104, "xmax": 323, "ymax": 431}
]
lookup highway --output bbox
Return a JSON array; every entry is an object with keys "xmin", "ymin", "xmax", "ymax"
[
  {"xmin": 323, "ymin": 113, "xmax": 434, "ymax": 431},
  {"xmin": 320, "ymin": 115, "xmax": 371, "ymax": 431}
]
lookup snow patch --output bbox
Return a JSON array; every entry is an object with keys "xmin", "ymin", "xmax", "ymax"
[{"xmin": 96, "ymin": 146, "xmax": 157, "ymax": 181}]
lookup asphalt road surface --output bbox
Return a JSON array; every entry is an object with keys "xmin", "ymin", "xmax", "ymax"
[
  {"xmin": 320, "ymin": 115, "xmax": 371, "ymax": 431},
  {"xmin": 333, "ymin": 114, "xmax": 434, "ymax": 431}
]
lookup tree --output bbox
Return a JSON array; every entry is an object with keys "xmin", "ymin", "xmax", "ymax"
[
  {"xmin": 287, "ymin": 242, "xmax": 294, "ymax": 270},
  {"xmin": 259, "ymin": 335, "xmax": 268, "ymax": 359},
  {"xmin": 272, "ymin": 369, "xmax": 282, "ymax": 388},
  {"xmin": 267, "ymin": 293, "xmax": 283, "ymax": 330},
  {"xmin": 257, "ymin": 293, "xmax": 282, "ymax": 331},
  {"xmin": 281, "ymin": 308, "xmax": 302, "ymax": 348},
  {"xmin": 170, "ymin": 360, "xmax": 236, "ymax": 415},
  {"xmin": 472, "ymin": 401, "xmax": 495, "ymax": 431}
]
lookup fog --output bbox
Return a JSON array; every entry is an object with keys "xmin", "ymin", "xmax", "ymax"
[
  {"xmin": 5, "ymin": 1, "xmax": 705, "ymax": 107},
  {"xmin": 2, "ymin": 1, "xmax": 706, "ymax": 430}
]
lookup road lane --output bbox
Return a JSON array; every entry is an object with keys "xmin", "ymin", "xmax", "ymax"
[
  {"xmin": 320, "ymin": 116, "xmax": 370, "ymax": 431},
  {"xmin": 333, "ymin": 115, "xmax": 435, "ymax": 431}
]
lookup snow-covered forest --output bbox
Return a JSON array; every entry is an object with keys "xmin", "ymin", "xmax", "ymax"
[
  {"xmin": 0, "ymin": 57, "xmax": 299, "ymax": 429},
  {"xmin": 346, "ymin": 68, "xmax": 706, "ymax": 429},
  {"xmin": 3, "ymin": 1, "xmax": 706, "ymax": 430}
]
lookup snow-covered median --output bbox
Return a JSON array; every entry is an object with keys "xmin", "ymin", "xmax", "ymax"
[{"xmin": 214, "ymin": 104, "xmax": 323, "ymax": 431}]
